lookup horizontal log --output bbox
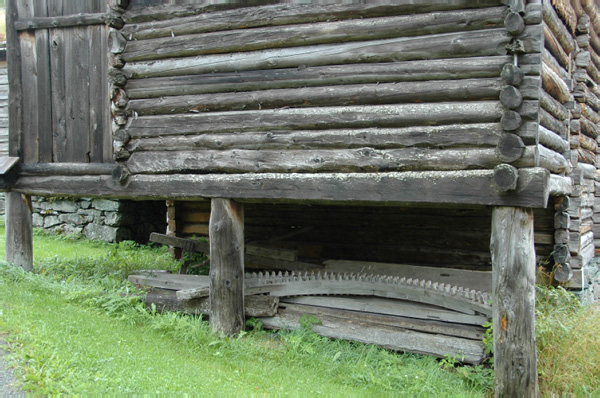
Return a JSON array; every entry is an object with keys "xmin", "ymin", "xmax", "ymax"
[
  {"xmin": 540, "ymin": 107, "xmax": 568, "ymax": 138},
  {"xmin": 127, "ymin": 123, "xmax": 505, "ymax": 153},
  {"xmin": 542, "ymin": 62, "xmax": 572, "ymax": 104},
  {"xmin": 580, "ymin": 117, "xmax": 600, "ymax": 138},
  {"xmin": 581, "ymin": 103, "xmax": 600, "ymax": 124},
  {"xmin": 127, "ymin": 78, "xmax": 504, "ymax": 115},
  {"xmin": 549, "ymin": 174, "xmax": 574, "ymax": 196},
  {"xmin": 19, "ymin": 163, "xmax": 114, "ymax": 176},
  {"xmin": 14, "ymin": 13, "xmax": 107, "ymax": 31},
  {"xmin": 123, "ymin": 7, "xmax": 507, "ymax": 62},
  {"xmin": 123, "ymin": 1, "xmax": 507, "ymax": 26},
  {"xmin": 542, "ymin": 1, "xmax": 576, "ymax": 54},
  {"xmin": 540, "ymin": 90, "xmax": 570, "ymax": 121},
  {"xmin": 544, "ymin": 24, "xmax": 570, "ymax": 69},
  {"xmin": 126, "ymin": 56, "xmax": 511, "ymax": 99},
  {"xmin": 577, "ymin": 148, "xmax": 597, "ymax": 165},
  {"xmin": 126, "ymin": 147, "xmax": 509, "ymax": 174},
  {"xmin": 514, "ymin": 145, "xmax": 570, "ymax": 174},
  {"xmin": 579, "ymin": 133, "xmax": 598, "ymax": 151},
  {"xmin": 123, "ymin": 27, "xmax": 533, "ymax": 78},
  {"xmin": 542, "ymin": 47, "xmax": 570, "ymax": 83},
  {"xmin": 126, "ymin": 102, "xmax": 504, "ymax": 138},
  {"xmin": 538, "ymin": 125, "xmax": 570, "ymax": 153},
  {"xmin": 10, "ymin": 168, "xmax": 552, "ymax": 208}
]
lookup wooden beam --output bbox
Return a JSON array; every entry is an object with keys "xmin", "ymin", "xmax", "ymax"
[
  {"xmin": 490, "ymin": 207, "xmax": 538, "ymax": 397},
  {"xmin": 14, "ymin": 13, "xmax": 107, "ymax": 31},
  {"xmin": 209, "ymin": 199, "xmax": 245, "ymax": 336},
  {"xmin": 10, "ymin": 169, "xmax": 553, "ymax": 208},
  {"xmin": 5, "ymin": 192, "xmax": 33, "ymax": 271}
]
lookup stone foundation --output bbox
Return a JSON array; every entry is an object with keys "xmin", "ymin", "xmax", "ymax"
[{"xmin": 32, "ymin": 197, "xmax": 165, "ymax": 243}]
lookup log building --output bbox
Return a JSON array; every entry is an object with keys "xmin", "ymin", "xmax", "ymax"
[{"xmin": 3, "ymin": 0, "xmax": 600, "ymax": 395}]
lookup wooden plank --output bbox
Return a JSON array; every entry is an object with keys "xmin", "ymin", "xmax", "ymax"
[
  {"xmin": 19, "ymin": 31, "xmax": 39, "ymax": 163},
  {"xmin": 19, "ymin": 162, "xmax": 113, "ymax": 175},
  {"xmin": 126, "ymin": 56, "xmax": 511, "ymax": 99},
  {"xmin": 127, "ymin": 78, "xmax": 504, "ymax": 116},
  {"xmin": 126, "ymin": 102, "xmax": 504, "ymax": 138},
  {"xmin": 281, "ymin": 296, "xmax": 489, "ymax": 326},
  {"xmin": 49, "ymin": 26, "xmax": 67, "ymax": 161},
  {"xmin": 209, "ymin": 199, "xmax": 245, "ymax": 336},
  {"xmin": 123, "ymin": 7, "xmax": 507, "ymax": 62},
  {"xmin": 491, "ymin": 207, "xmax": 538, "ymax": 397},
  {"xmin": 5, "ymin": 192, "xmax": 33, "ymax": 271},
  {"xmin": 123, "ymin": 28, "xmax": 519, "ymax": 79},
  {"xmin": 127, "ymin": 124, "xmax": 504, "ymax": 153},
  {"xmin": 14, "ymin": 13, "xmax": 107, "ymax": 31},
  {"xmin": 35, "ymin": 24, "xmax": 53, "ymax": 163},
  {"xmin": 64, "ymin": 27, "xmax": 91, "ymax": 162},
  {"xmin": 144, "ymin": 288, "xmax": 278, "ymax": 317},
  {"xmin": 88, "ymin": 25, "xmax": 108, "ymax": 163},
  {"xmin": 11, "ymin": 168, "xmax": 553, "ymax": 209},
  {"xmin": 260, "ymin": 303, "xmax": 485, "ymax": 364}
]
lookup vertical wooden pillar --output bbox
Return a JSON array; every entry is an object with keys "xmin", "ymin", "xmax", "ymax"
[
  {"xmin": 209, "ymin": 198, "xmax": 244, "ymax": 336},
  {"xmin": 490, "ymin": 207, "xmax": 538, "ymax": 397},
  {"xmin": 5, "ymin": 192, "xmax": 33, "ymax": 271}
]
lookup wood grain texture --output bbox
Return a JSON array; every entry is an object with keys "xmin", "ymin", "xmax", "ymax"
[
  {"xmin": 491, "ymin": 207, "xmax": 538, "ymax": 397},
  {"xmin": 10, "ymin": 168, "xmax": 552, "ymax": 208},
  {"xmin": 209, "ymin": 199, "xmax": 245, "ymax": 336},
  {"xmin": 5, "ymin": 192, "xmax": 33, "ymax": 271}
]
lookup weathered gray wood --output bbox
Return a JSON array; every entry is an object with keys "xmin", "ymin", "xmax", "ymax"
[
  {"xmin": 127, "ymin": 56, "xmax": 511, "ymax": 99},
  {"xmin": 123, "ymin": 28, "xmax": 519, "ymax": 79},
  {"xmin": 493, "ymin": 164, "xmax": 519, "ymax": 192},
  {"xmin": 123, "ymin": 8, "xmax": 507, "ymax": 62},
  {"xmin": 123, "ymin": 1, "xmax": 503, "ymax": 26},
  {"xmin": 14, "ymin": 13, "xmax": 107, "ymax": 31},
  {"xmin": 89, "ymin": 25, "xmax": 110, "ymax": 163},
  {"xmin": 501, "ymin": 64, "xmax": 524, "ymax": 85},
  {"xmin": 126, "ymin": 102, "xmax": 504, "ymax": 138},
  {"xmin": 11, "ymin": 168, "xmax": 552, "ymax": 209},
  {"xmin": 108, "ymin": 29, "xmax": 127, "ymax": 54},
  {"xmin": 6, "ymin": 0, "xmax": 24, "ymax": 158},
  {"xmin": 548, "ymin": 175, "xmax": 573, "ymax": 196},
  {"xmin": 497, "ymin": 134, "xmax": 525, "ymax": 162},
  {"xmin": 538, "ymin": 125, "xmax": 569, "ymax": 153},
  {"xmin": 542, "ymin": 1, "xmax": 576, "ymax": 55},
  {"xmin": 19, "ymin": 30, "xmax": 39, "ymax": 163},
  {"xmin": 505, "ymin": 11, "xmax": 525, "ymax": 36},
  {"xmin": 127, "ymin": 147, "xmax": 510, "ymax": 175},
  {"xmin": 5, "ymin": 192, "xmax": 33, "ymax": 271},
  {"xmin": 144, "ymin": 288, "xmax": 278, "ymax": 317},
  {"xmin": 19, "ymin": 162, "xmax": 113, "ymax": 176},
  {"xmin": 260, "ymin": 303, "xmax": 485, "ymax": 364},
  {"xmin": 542, "ymin": 62, "xmax": 572, "ymax": 105},
  {"xmin": 540, "ymin": 108, "xmax": 568, "ymax": 138},
  {"xmin": 540, "ymin": 90, "xmax": 570, "ymax": 121},
  {"xmin": 65, "ymin": 27, "xmax": 91, "ymax": 162},
  {"xmin": 501, "ymin": 110, "xmax": 522, "ymax": 131},
  {"xmin": 176, "ymin": 286, "xmax": 209, "ymax": 301},
  {"xmin": 544, "ymin": 24, "xmax": 570, "ymax": 69},
  {"xmin": 209, "ymin": 199, "xmax": 245, "ymax": 336},
  {"xmin": 127, "ymin": 124, "xmax": 504, "ymax": 153},
  {"xmin": 281, "ymin": 296, "xmax": 489, "ymax": 326},
  {"xmin": 127, "ymin": 78, "xmax": 504, "ymax": 116},
  {"xmin": 49, "ymin": 25, "xmax": 67, "ymax": 162},
  {"xmin": 491, "ymin": 207, "xmax": 538, "ymax": 397}
]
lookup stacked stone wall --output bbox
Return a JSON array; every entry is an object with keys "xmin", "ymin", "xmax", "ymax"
[{"xmin": 32, "ymin": 197, "xmax": 165, "ymax": 243}]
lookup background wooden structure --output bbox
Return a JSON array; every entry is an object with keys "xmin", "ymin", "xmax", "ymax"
[{"xmin": 5, "ymin": 0, "xmax": 600, "ymax": 395}]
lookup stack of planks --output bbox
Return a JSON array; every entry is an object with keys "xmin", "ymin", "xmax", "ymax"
[{"xmin": 129, "ymin": 264, "xmax": 491, "ymax": 364}]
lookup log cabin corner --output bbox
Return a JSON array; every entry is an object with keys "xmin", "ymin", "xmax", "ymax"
[{"xmin": 3, "ymin": 0, "xmax": 600, "ymax": 395}]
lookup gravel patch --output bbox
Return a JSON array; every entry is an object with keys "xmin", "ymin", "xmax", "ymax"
[{"xmin": 0, "ymin": 337, "xmax": 24, "ymax": 397}]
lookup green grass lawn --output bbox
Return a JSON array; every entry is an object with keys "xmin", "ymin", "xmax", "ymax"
[{"xmin": 0, "ymin": 221, "xmax": 493, "ymax": 395}]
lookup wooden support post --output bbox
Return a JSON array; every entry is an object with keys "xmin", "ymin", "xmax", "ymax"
[
  {"xmin": 5, "ymin": 192, "xmax": 33, "ymax": 271},
  {"xmin": 209, "ymin": 198, "xmax": 244, "ymax": 336},
  {"xmin": 490, "ymin": 207, "xmax": 538, "ymax": 397}
]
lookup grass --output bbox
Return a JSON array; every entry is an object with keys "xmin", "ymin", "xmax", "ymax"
[{"xmin": 0, "ymin": 221, "xmax": 493, "ymax": 395}]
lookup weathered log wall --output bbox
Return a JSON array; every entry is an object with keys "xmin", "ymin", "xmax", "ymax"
[
  {"xmin": 113, "ymin": 2, "xmax": 549, "ymax": 189},
  {"xmin": 541, "ymin": 0, "xmax": 600, "ymax": 286}
]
